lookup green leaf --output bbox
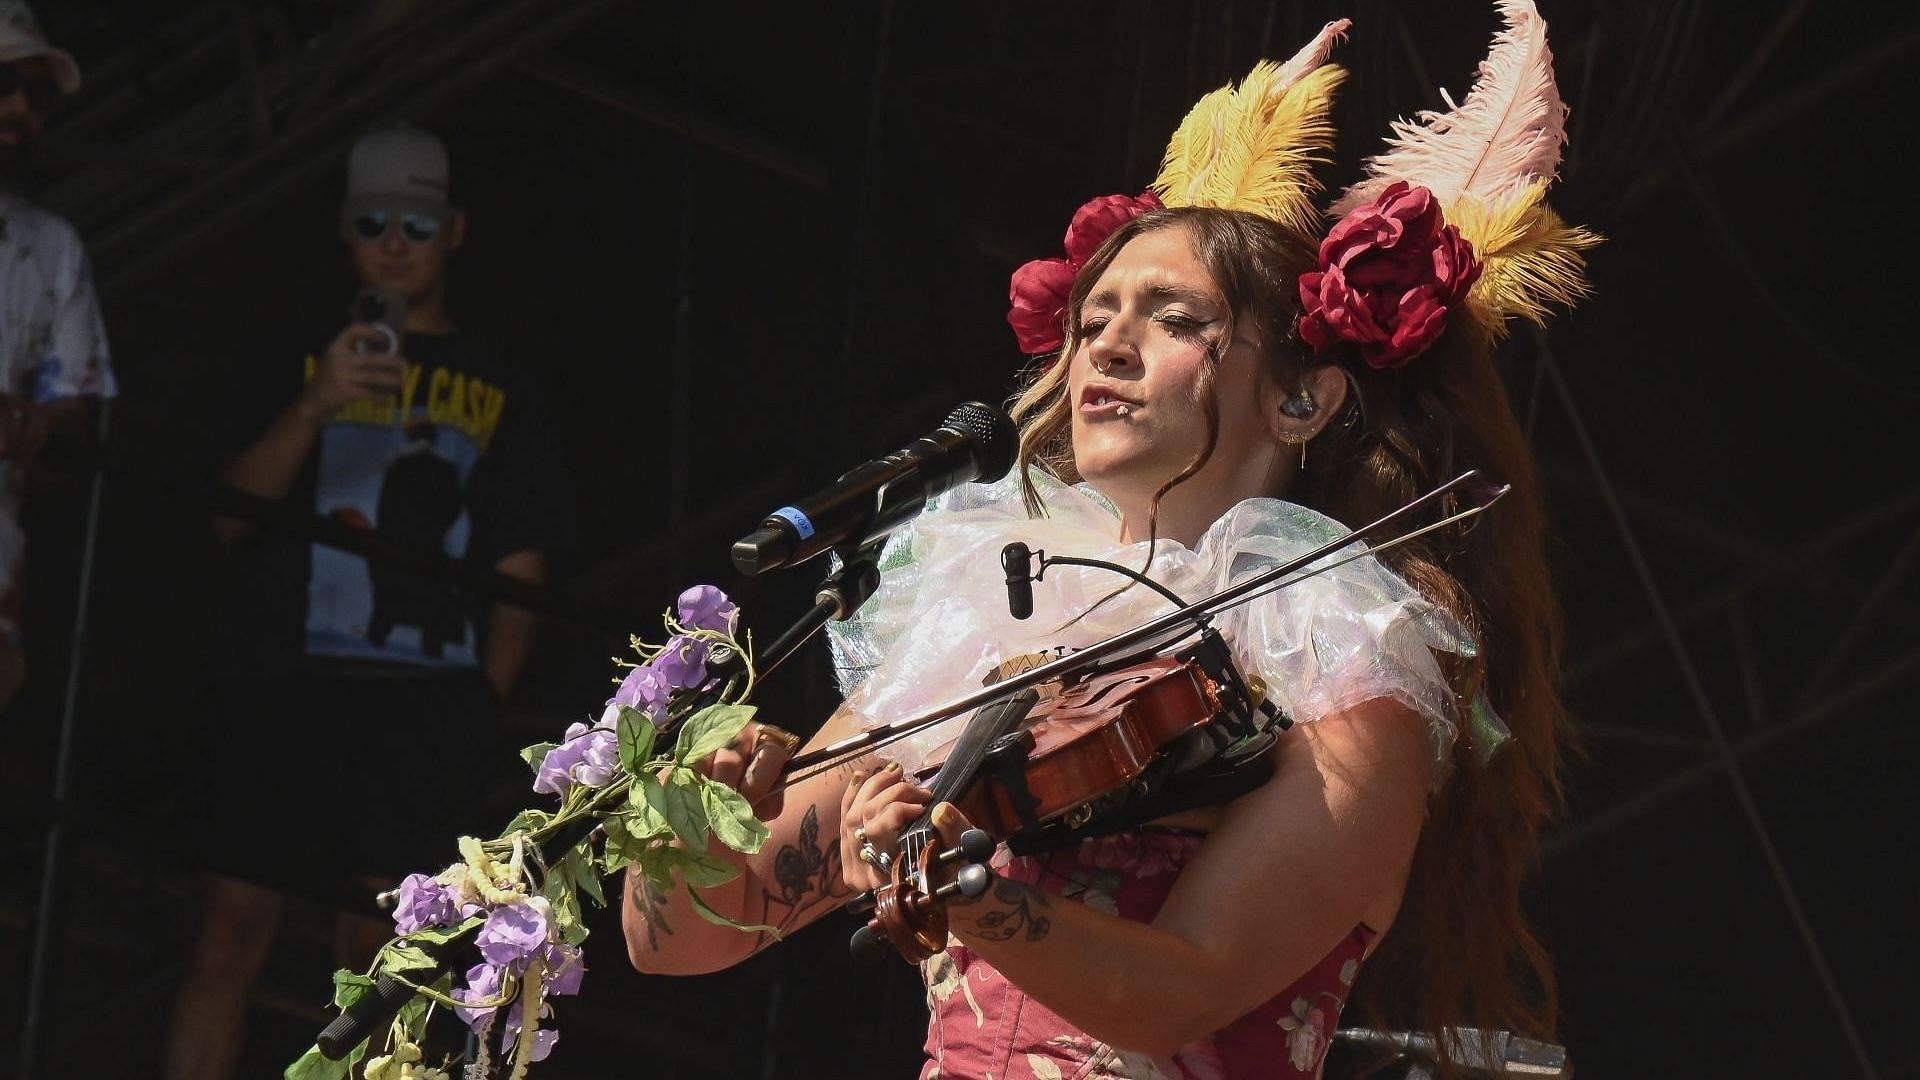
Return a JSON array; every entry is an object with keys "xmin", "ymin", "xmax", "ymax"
[
  {"xmin": 520, "ymin": 741, "xmax": 560, "ymax": 776},
  {"xmin": 623, "ymin": 772, "xmax": 675, "ymax": 840},
  {"xmin": 673, "ymin": 703, "xmax": 757, "ymax": 765},
  {"xmin": 330, "ymin": 969, "xmax": 374, "ymax": 1010},
  {"xmin": 647, "ymin": 767, "xmax": 710, "ymax": 852},
  {"xmin": 498, "ymin": 807, "xmax": 553, "ymax": 838},
  {"xmin": 700, "ymin": 777, "xmax": 770, "ymax": 854},
  {"xmin": 285, "ymin": 1044, "xmax": 354, "ymax": 1080},
  {"xmin": 616, "ymin": 705, "xmax": 657, "ymax": 772},
  {"xmin": 569, "ymin": 850, "xmax": 607, "ymax": 908},
  {"xmin": 543, "ymin": 867, "xmax": 584, "ymax": 946},
  {"xmin": 669, "ymin": 846, "xmax": 742, "ymax": 889},
  {"xmin": 402, "ymin": 916, "xmax": 481, "ymax": 947},
  {"xmin": 600, "ymin": 818, "xmax": 634, "ymax": 874},
  {"xmin": 379, "ymin": 942, "xmax": 437, "ymax": 978},
  {"xmin": 685, "ymin": 886, "xmax": 780, "ymax": 936},
  {"xmin": 640, "ymin": 853, "xmax": 677, "ymax": 892}
]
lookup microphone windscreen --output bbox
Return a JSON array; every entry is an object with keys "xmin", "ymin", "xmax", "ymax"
[{"xmin": 942, "ymin": 401, "xmax": 1019, "ymax": 482}]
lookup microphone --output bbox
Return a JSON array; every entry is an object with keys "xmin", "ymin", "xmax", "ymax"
[
  {"xmin": 731, "ymin": 402, "xmax": 1018, "ymax": 576},
  {"xmin": 1001, "ymin": 542, "xmax": 1034, "ymax": 620}
]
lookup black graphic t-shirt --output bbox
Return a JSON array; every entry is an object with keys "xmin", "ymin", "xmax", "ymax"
[{"xmin": 218, "ymin": 328, "xmax": 571, "ymax": 670}]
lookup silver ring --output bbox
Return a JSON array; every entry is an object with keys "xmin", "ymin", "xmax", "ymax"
[{"xmin": 858, "ymin": 842, "xmax": 892, "ymax": 874}]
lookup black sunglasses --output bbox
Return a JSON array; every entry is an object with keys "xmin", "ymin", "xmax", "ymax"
[
  {"xmin": 349, "ymin": 211, "xmax": 442, "ymax": 244},
  {"xmin": 0, "ymin": 65, "xmax": 60, "ymax": 114}
]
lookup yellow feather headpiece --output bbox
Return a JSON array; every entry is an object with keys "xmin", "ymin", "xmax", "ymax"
[
  {"xmin": 1006, "ymin": 20, "xmax": 1351, "ymax": 357},
  {"xmin": 1151, "ymin": 19, "xmax": 1350, "ymax": 236}
]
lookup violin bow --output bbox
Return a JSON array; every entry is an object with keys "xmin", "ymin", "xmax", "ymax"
[{"xmin": 776, "ymin": 470, "xmax": 1508, "ymax": 787}]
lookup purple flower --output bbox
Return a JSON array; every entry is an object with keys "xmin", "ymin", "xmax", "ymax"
[
  {"xmin": 504, "ymin": 999, "xmax": 559, "ymax": 1063},
  {"xmin": 453, "ymin": 961, "xmax": 504, "ymax": 1031},
  {"xmin": 532, "ymin": 722, "xmax": 619, "ymax": 796},
  {"xmin": 676, "ymin": 585, "xmax": 737, "ymax": 633},
  {"xmin": 391, "ymin": 873, "xmax": 456, "ymax": 935},
  {"xmin": 476, "ymin": 899, "xmax": 550, "ymax": 969},
  {"xmin": 648, "ymin": 635, "xmax": 708, "ymax": 691},
  {"xmin": 455, "ymin": 953, "xmax": 568, "ymax": 1061},
  {"xmin": 542, "ymin": 941, "xmax": 586, "ymax": 997},
  {"xmin": 610, "ymin": 665, "xmax": 671, "ymax": 720},
  {"xmin": 522, "ymin": 1024, "xmax": 559, "ymax": 1062}
]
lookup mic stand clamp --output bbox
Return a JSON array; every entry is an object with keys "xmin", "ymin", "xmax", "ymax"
[{"xmin": 749, "ymin": 540, "xmax": 885, "ymax": 682}]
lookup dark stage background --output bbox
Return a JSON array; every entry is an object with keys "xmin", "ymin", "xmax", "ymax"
[{"xmin": 2, "ymin": 1, "xmax": 1915, "ymax": 1077}]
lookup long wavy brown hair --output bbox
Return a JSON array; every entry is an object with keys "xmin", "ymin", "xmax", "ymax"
[{"xmin": 1008, "ymin": 206, "xmax": 1570, "ymax": 1066}]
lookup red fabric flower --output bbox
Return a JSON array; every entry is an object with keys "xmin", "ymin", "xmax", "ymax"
[
  {"xmin": 1297, "ymin": 181, "xmax": 1480, "ymax": 369},
  {"xmin": 1007, "ymin": 190, "xmax": 1163, "ymax": 356}
]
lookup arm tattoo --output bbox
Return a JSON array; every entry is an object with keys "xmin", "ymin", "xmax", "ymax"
[
  {"xmin": 966, "ymin": 879, "xmax": 1053, "ymax": 944},
  {"xmin": 752, "ymin": 804, "xmax": 854, "ymax": 949},
  {"xmin": 627, "ymin": 874, "xmax": 673, "ymax": 951},
  {"xmin": 771, "ymin": 804, "xmax": 829, "ymax": 905},
  {"xmin": 748, "ymin": 758, "xmax": 868, "ymax": 950}
]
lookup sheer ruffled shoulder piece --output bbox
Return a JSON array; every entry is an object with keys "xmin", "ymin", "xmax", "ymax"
[{"xmin": 826, "ymin": 471, "xmax": 1487, "ymax": 782}]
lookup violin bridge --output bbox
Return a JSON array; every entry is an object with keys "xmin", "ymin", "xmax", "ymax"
[{"xmin": 981, "ymin": 650, "xmax": 1069, "ymax": 698}]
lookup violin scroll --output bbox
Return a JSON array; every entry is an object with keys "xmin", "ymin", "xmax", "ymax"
[{"xmin": 849, "ymin": 827, "xmax": 997, "ymax": 964}]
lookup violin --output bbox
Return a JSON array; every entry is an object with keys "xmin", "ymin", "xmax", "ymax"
[
  {"xmin": 804, "ymin": 469, "xmax": 1508, "ymax": 964},
  {"xmin": 851, "ymin": 646, "xmax": 1266, "ymax": 964}
]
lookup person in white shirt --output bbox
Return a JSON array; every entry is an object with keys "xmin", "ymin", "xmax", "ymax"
[{"xmin": 0, "ymin": 0, "xmax": 114, "ymax": 709}]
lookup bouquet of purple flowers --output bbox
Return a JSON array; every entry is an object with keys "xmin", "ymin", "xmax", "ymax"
[{"xmin": 288, "ymin": 587, "xmax": 772, "ymax": 1080}]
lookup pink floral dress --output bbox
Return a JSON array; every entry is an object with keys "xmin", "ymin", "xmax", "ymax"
[{"xmin": 919, "ymin": 829, "xmax": 1373, "ymax": 1080}]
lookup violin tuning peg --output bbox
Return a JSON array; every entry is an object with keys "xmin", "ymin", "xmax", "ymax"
[
  {"xmin": 848, "ymin": 923, "xmax": 890, "ymax": 964},
  {"xmin": 958, "ymin": 829, "xmax": 995, "ymax": 864},
  {"xmin": 934, "ymin": 863, "xmax": 993, "ymax": 902},
  {"xmin": 955, "ymin": 863, "xmax": 991, "ymax": 898},
  {"xmin": 932, "ymin": 828, "xmax": 997, "ymax": 868}
]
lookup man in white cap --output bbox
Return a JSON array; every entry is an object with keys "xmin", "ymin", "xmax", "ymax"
[
  {"xmin": 164, "ymin": 122, "xmax": 570, "ymax": 1079},
  {"xmin": 0, "ymin": 0, "xmax": 113, "ymax": 709}
]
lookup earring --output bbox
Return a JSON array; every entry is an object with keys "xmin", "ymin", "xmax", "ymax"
[
  {"xmin": 1283, "ymin": 432, "xmax": 1310, "ymax": 470},
  {"xmin": 1281, "ymin": 388, "xmax": 1316, "ymax": 419}
]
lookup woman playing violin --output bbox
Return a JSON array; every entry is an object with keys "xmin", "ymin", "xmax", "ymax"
[{"xmin": 625, "ymin": 9, "xmax": 1594, "ymax": 1077}]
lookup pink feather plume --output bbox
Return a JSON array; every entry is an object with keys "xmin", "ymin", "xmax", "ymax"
[
  {"xmin": 1270, "ymin": 17, "xmax": 1352, "ymax": 97},
  {"xmin": 1333, "ymin": 0, "xmax": 1568, "ymax": 214}
]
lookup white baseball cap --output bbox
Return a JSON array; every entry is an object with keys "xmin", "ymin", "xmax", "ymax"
[
  {"xmin": 343, "ymin": 124, "xmax": 451, "ymax": 219},
  {"xmin": 0, "ymin": 0, "xmax": 79, "ymax": 94}
]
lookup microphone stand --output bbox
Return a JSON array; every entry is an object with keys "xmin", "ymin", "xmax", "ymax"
[{"xmin": 310, "ymin": 542, "xmax": 887, "ymax": 1067}]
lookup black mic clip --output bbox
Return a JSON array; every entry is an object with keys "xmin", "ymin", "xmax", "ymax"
[{"xmin": 1001, "ymin": 542, "xmax": 1038, "ymax": 620}]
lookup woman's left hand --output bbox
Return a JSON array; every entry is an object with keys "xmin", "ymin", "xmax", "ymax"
[{"xmin": 839, "ymin": 761, "xmax": 934, "ymax": 893}]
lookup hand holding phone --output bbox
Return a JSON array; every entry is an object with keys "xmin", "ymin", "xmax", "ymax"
[{"xmin": 298, "ymin": 323, "xmax": 409, "ymax": 421}]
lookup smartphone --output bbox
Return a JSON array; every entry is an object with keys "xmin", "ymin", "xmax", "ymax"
[{"xmin": 351, "ymin": 287, "xmax": 408, "ymax": 355}]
